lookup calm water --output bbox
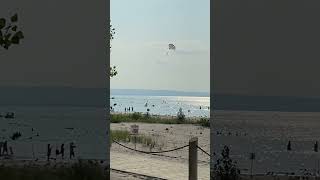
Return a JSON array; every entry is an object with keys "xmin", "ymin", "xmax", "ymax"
[
  {"xmin": 110, "ymin": 95, "xmax": 210, "ymax": 118},
  {"xmin": 0, "ymin": 95, "xmax": 209, "ymax": 160},
  {"xmin": 0, "ymin": 106, "xmax": 107, "ymax": 160}
]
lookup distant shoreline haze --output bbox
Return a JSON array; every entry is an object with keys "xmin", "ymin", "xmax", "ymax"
[{"xmin": 110, "ymin": 89, "xmax": 210, "ymax": 97}]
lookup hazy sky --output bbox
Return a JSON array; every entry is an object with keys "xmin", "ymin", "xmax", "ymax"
[
  {"xmin": 214, "ymin": 0, "xmax": 320, "ymax": 97},
  {"xmin": 0, "ymin": 0, "xmax": 107, "ymax": 88},
  {"xmin": 110, "ymin": 0, "xmax": 210, "ymax": 92}
]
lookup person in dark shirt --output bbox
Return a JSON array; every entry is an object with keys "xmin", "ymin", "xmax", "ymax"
[
  {"xmin": 55, "ymin": 146, "xmax": 60, "ymax": 159},
  {"xmin": 60, "ymin": 144, "xmax": 65, "ymax": 159},
  {"xmin": 3, "ymin": 141, "xmax": 8, "ymax": 155},
  {"xmin": 47, "ymin": 144, "xmax": 52, "ymax": 161},
  {"xmin": 0, "ymin": 141, "xmax": 3, "ymax": 156},
  {"xmin": 315, "ymin": 141, "xmax": 318, "ymax": 152},
  {"xmin": 287, "ymin": 141, "xmax": 292, "ymax": 151}
]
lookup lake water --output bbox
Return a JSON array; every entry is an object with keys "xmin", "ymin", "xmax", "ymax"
[
  {"xmin": 0, "ymin": 106, "xmax": 107, "ymax": 160},
  {"xmin": 0, "ymin": 95, "xmax": 209, "ymax": 161},
  {"xmin": 110, "ymin": 95, "xmax": 210, "ymax": 118}
]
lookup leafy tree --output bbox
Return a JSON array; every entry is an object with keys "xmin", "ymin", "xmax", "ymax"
[
  {"xmin": 109, "ymin": 22, "xmax": 117, "ymax": 77},
  {"xmin": 0, "ymin": 13, "xmax": 24, "ymax": 50},
  {"xmin": 213, "ymin": 146, "xmax": 240, "ymax": 180}
]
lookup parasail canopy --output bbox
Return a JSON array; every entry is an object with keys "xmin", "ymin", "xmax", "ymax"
[{"xmin": 168, "ymin": 44, "xmax": 176, "ymax": 50}]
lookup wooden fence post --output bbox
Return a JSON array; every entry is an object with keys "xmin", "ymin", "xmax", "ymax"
[{"xmin": 189, "ymin": 137, "xmax": 198, "ymax": 180}]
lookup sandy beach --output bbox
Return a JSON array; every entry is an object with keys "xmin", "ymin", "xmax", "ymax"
[
  {"xmin": 211, "ymin": 110, "xmax": 320, "ymax": 176},
  {"xmin": 110, "ymin": 122, "xmax": 210, "ymax": 180}
]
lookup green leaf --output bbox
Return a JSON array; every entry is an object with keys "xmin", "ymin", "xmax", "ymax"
[
  {"xmin": 11, "ymin": 36, "xmax": 20, "ymax": 44},
  {"xmin": 11, "ymin": 14, "xmax": 18, "ymax": 22},
  {"xmin": 15, "ymin": 31, "xmax": 24, "ymax": 39},
  {"xmin": 3, "ymin": 40, "xmax": 11, "ymax": 49},
  {"xmin": 5, "ymin": 33, "xmax": 11, "ymax": 40},
  {"xmin": 0, "ymin": 18, "xmax": 6, "ymax": 29}
]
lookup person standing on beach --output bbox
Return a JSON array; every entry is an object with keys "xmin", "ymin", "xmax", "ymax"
[
  {"xmin": 55, "ymin": 146, "xmax": 60, "ymax": 159},
  {"xmin": 132, "ymin": 107, "xmax": 134, "ymax": 112},
  {"xmin": 61, "ymin": 144, "xmax": 65, "ymax": 159},
  {"xmin": 315, "ymin": 141, "xmax": 318, "ymax": 152},
  {"xmin": 70, "ymin": 142, "xmax": 76, "ymax": 159},
  {"xmin": 287, "ymin": 141, "xmax": 292, "ymax": 151},
  {"xmin": 0, "ymin": 141, "xmax": 3, "ymax": 156},
  {"xmin": 47, "ymin": 144, "xmax": 52, "ymax": 161},
  {"xmin": 3, "ymin": 141, "xmax": 8, "ymax": 155}
]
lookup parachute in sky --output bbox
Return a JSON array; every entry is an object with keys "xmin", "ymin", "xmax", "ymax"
[
  {"xmin": 167, "ymin": 43, "xmax": 176, "ymax": 55},
  {"xmin": 168, "ymin": 44, "xmax": 176, "ymax": 50}
]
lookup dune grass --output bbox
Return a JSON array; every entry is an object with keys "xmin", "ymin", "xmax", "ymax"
[
  {"xmin": 110, "ymin": 129, "xmax": 159, "ymax": 149},
  {"xmin": 0, "ymin": 160, "xmax": 106, "ymax": 180},
  {"xmin": 111, "ymin": 112, "xmax": 210, "ymax": 127}
]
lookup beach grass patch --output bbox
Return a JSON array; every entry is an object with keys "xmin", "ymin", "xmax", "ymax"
[
  {"xmin": 110, "ymin": 129, "xmax": 160, "ymax": 149},
  {"xmin": 111, "ymin": 113, "xmax": 210, "ymax": 128},
  {"xmin": 198, "ymin": 118, "xmax": 210, "ymax": 127}
]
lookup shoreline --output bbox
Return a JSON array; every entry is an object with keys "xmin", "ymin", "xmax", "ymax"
[{"xmin": 111, "ymin": 111, "xmax": 209, "ymax": 119}]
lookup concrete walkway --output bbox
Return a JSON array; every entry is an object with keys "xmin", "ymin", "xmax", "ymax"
[{"xmin": 111, "ymin": 151, "xmax": 210, "ymax": 180}]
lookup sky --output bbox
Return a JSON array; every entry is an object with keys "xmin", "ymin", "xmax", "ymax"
[
  {"xmin": 214, "ymin": 0, "xmax": 320, "ymax": 97},
  {"xmin": 110, "ymin": 0, "xmax": 210, "ymax": 93},
  {"xmin": 0, "ymin": 0, "xmax": 107, "ymax": 88}
]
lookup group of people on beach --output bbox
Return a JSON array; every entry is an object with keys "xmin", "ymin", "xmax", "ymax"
[
  {"xmin": 216, "ymin": 136, "xmax": 319, "ymax": 152},
  {"xmin": 286, "ymin": 140, "xmax": 318, "ymax": 152},
  {"xmin": 124, "ymin": 107, "xmax": 134, "ymax": 112},
  {"xmin": 0, "ymin": 112, "xmax": 15, "ymax": 119},
  {"xmin": 47, "ymin": 142, "xmax": 76, "ymax": 161}
]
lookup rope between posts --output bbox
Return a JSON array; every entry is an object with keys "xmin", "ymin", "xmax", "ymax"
[
  {"xmin": 112, "ymin": 140, "xmax": 189, "ymax": 154},
  {"xmin": 196, "ymin": 145, "xmax": 211, "ymax": 157}
]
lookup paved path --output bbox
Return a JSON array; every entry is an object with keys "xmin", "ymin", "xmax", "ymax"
[{"xmin": 111, "ymin": 151, "xmax": 210, "ymax": 180}]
